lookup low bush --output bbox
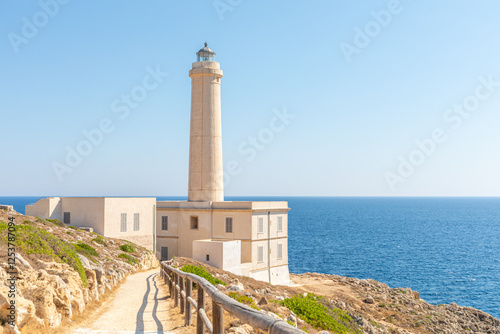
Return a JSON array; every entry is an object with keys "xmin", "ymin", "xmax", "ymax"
[
  {"xmin": 74, "ymin": 241, "xmax": 99, "ymax": 258},
  {"xmin": 180, "ymin": 264, "xmax": 226, "ymax": 286},
  {"xmin": 228, "ymin": 292, "xmax": 260, "ymax": 310},
  {"xmin": 45, "ymin": 218, "xmax": 65, "ymax": 227},
  {"xmin": 92, "ymin": 235, "xmax": 108, "ymax": 246},
  {"xmin": 118, "ymin": 253, "xmax": 139, "ymax": 266},
  {"xmin": 280, "ymin": 293, "xmax": 360, "ymax": 333},
  {"xmin": 120, "ymin": 244, "xmax": 135, "ymax": 253},
  {"xmin": 0, "ymin": 222, "xmax": 87, "ymax": 287}
]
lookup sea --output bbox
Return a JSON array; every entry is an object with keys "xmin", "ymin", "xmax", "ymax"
[{"xmin": 2, "ymin": 196, "xmax": 499, "ymax": 319}]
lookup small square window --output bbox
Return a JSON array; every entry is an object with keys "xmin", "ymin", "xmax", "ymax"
[
  {"xmin": 206, "ymin": 254, "xmax": 210, "ymax": 261},
  {"xmin": 190, "ymin": 216, "xmax": 198, "ymax": 229},
  {"xmin": 225, "ymin": 217, "xmax": 233, "ymax": 233}
]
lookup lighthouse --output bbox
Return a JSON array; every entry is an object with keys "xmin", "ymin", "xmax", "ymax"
[{"xmin": 188, "ymin": 43, "xmax": 224, "ymax": 202}]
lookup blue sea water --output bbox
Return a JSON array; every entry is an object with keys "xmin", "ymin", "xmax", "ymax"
[{"xmin": 2, "ymin": 196, "xmax": 499, "ymax": 319}]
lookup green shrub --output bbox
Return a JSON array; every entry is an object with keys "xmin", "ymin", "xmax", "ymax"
[
  {"xmin": 74, "ymin": 241, "xmax": 99, "ymax": 257},
  {"xmin": 280, "ymin": 294, "xmax": 360, "ymax": 333},
  {"xmin": 118, "ymin": 253, "xmax": 139, "ymax": 265},
  {"xmin": 45, "ymin": 218, "xmax": 65, "ymax": 227},
  {"xmin": 68, "ymin": 226, "xmax": 77, "ymax": 230},
  {"xmin": 229, "ymin": 292, "xmax": 260, "ymax": 310},
  {"xmin": 92, "ymin": 235, "xmax": 108, "ymax": 246},
  {"xmin": 180, "ymin": 264, "xmax": 226, "ymax": 286},
  {"xmin": 120, "ymin": 244, "xmax": 135, "ymax": 253},
  {"xmin": 0, "ymin": 222, "xmax": 87, "ymax": 287}
]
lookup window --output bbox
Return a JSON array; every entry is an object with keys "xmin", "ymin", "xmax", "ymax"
[
  {"xmin": 225, "ymin": 217, "xmax": 233, "ymax": 233},
  {"xmin": 258, "ymin": 217, "xmax": 264, "ymax": 233},
  {"xmin": 190, "ymin": 216, "xmax": 198, "ymax": 229},
  {"xmin": 257, "ymin": 246, "xmax": 264, "ymax": 262},
  {"xmin": 278, "ymin": 243, "xmax": 283, "ymax": 259},
  {"xmin": 133, "ymin": 213, "xmax": 140, "ymax": 231},
  {"xmin": 161, "ymin": 216, "xmax": 168, "ymax": 230},
  {"xmin": 278, "ymin": 216, "xmax": 283, "ymax": 231},
  {"xmin": 161, "ymin": 247, "xmax": 168, "ymax": 261},
  {"xmin": 206, "ymin": 254, "xmax": 210, "ymax": 261},
  {"xmin": 63, "ymin": 212, "xmax": 70, "ymax": 225},
  {"xmin": 120, "ymin": 213, "xmax": 127, "ymax": 232}
]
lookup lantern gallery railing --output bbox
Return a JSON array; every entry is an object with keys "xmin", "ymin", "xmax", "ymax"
[{"xmin": 160, "ymin": 261, "xmax": 305, "ymax": 334}]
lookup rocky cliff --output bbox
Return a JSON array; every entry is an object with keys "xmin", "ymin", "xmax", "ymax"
[
  {"xmin": 171, "ymin": 258, "xmax": 500, "ymax": 334},
  {"xmin": 0, "ymin": 209, "xmax": 158, "ymax": 334}
]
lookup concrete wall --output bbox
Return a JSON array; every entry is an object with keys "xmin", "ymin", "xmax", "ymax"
[
  {"xmin": 103, "ymin": 197, "xmax": 156, "ymax": 251},
  {"xmin": 60, "ymin": 197, "xmax": 105, "ymax": 233},
  {"xmin": 193, "ymin": 239, "xmax": 242, "ymax": 275},
  {"xmin": 25, "ymin": 197, "xmax": 62, "ymax": 220}
]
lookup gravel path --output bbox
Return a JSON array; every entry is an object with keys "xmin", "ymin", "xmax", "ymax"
[{"xmin": 73, "ymin": 269, "xmax": 187, "ymax": 334}]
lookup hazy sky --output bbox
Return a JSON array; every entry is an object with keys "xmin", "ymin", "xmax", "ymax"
[{"xmin": 1, "ymin": 1, "xmax": 500, "ymax": 196}]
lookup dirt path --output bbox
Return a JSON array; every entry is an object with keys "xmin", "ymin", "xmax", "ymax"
[{"xmin": 72, "ymin": 269, "xmax": 189, "ymax": 334}]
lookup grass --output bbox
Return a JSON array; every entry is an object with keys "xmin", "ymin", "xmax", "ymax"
[
  {"xmin": 180, "ymin": 264, "xmax": 226, "ymax": 286},
  {"xmin": 45, "ymin": 218, "xmax": 65, "ymax": 227},
  {"xmin": 68, "ymin": 226, "xmax": 77, "ymax": 230},
  {"xmin": 92, "ymin": 235, "xmax": 108, "ymax": 246},
  {"xmin": 120, "ymin": 244, "xmax": 135, "ymax": 253},
  {"xmin": 118, "ymin": 253, "xmax": 139, "ymax": 266},
  {"xmin": 228, "ymin": 292, "xmax": 260, "ymax": 310},
  {"xmin": 74, "ymin": 241, "xmax": 99, "ymax": 257},
  {"xmin": 280, "ymin": 293, "xmax": 361, "ymax": 334},
  {"xmin": 0, "ymin": 221, "xmax": 88, "ymax": 287}
]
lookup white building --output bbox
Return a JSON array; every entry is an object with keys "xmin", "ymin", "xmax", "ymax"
[
  {"xmin": 26, "ymin": 197, "xmax": 157, "ymax": 251},
  {"xmin": 27, "ymin": 44, "xmax": 291, "ymax": 285}
]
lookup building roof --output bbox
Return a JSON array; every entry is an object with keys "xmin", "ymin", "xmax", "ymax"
[{"xmin": 197, "ymin": 42, "xmax": 215, "ymax": 55}]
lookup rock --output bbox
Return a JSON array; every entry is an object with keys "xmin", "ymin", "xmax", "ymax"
[
  {"xmin": 412, "ymin": 291, "xmax": 420, "ymax": 300},
  {"xmin": 227, "ymin": 281, "xmax": 244, "ymax": 292},
  {"xmin": 287, "ymin": 314, "xmax": 297, "ymax": 327},
  {"xmin": 228, "ymin": 325, "xmax": 251, "ymax": 334},
  {"xmin": 15, "ymin": 253, "xmax": 32, "ymax": 269},
  {"xmin": 216, "ymin": 284, "xmax": 226, "ymax": 290},
  {"xmin": 364, "ymin": 296, "xmax": 374, "ymax": 304},
  {"xmin": 258, "ymin": 297, "xmax": 268, "ymax": 306}
]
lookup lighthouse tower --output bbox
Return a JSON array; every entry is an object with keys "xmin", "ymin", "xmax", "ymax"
[{"xmin": 188, "ymin": 43, "xmax": 224, "ymax": 202}]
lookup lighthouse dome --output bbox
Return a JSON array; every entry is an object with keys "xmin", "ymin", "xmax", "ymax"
[{"xmin": 196, "ymin": 43, "xmax": 216, "ymax": 61}]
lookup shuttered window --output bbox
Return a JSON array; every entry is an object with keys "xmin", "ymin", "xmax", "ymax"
[
  {"xmin": 225, "ymin": 217, "xmax": 233, "ymax": 233},
  {"xmin": 161, "ymin": 247, "xmax": 168, "ymax": 261},
  {"xmin": 120, "ymin": 213, "xmax": 127, "ymax": 232},
  {"xmin": 278, "ymin": 243, "xmax": 283, "ymax": 259},
  {"xmin": 161, "ymin": 216, "xmax": 168, "ymax": 230},
  {"xmin": 258, "ymin": 246, "xmax": 264, "ymax": 262},
  {"xmin": 278, "ymin": 216, "xmax": 283, "ymax": 231},
  {"xmin": 133, "ymin": 213, "xmax": 140, "ymax": 231},
  {"xmin": 63, "ymin": 212, "xmax": 70, "ymax": 225},
  {"xmin": 258, "ymin": 217, "xmax": 264, "ymax": 233}
]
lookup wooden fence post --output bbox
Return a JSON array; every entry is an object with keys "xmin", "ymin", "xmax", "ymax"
[
  {"xmin": 197, "ymin": 285, "xmax": 205, "ymax": 334},
  {"xmin": 174, "ymin": 273, "xmax": 179, "ymax": 308},
  {"xmin": 180, "ymin": 276, "xmax": 185, "ymax": 314},
  {"xmin": 185, "ymin": 278, "xmax": 192, "ymax": 326},
  {"xmin": 213, "ymin": 300, "xmax": 224, "ymax": 334}
]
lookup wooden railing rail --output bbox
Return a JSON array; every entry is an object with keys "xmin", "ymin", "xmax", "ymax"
[{"xmin": 160, "ymin": 261, "xmax": 305, "ymax": 334}]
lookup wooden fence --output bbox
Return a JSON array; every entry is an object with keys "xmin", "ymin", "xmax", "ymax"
[{"xmin": 160, "ymin": 261, "xmax": 305, "ymax": 334}]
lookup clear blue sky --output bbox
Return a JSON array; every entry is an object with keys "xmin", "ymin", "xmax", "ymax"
[{"xmin": 1, "ymin": 0, "xmax": 500, "ymax": 196}]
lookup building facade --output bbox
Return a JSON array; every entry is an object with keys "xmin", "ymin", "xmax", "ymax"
[{"xmin": 26, "ymin": 44, "xmax": 291, "ymax": 285}]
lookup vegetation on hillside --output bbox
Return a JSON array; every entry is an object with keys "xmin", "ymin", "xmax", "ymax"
[
  {"xmin": 0, "ymin": 221, "xmax": 88, "ymax": 287},
  {"xmin": 118, "ymin": 253, "xmax": 139, "ymax": 265},
  {"xmin": 229, "ymin": 292, "xmax": 260, "ymax": 310},
  {"xmin": 181, "ymin": 264, "xmax": 226, "ymax": 286},
  {"xmin": 120, "ymin": 244, "xmax": 135, "ymax": 253},
  {"xmin": 280, "ymin": 293, "xmax": 361, "ymax": 334}
]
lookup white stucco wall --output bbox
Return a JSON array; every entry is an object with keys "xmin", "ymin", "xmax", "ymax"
[
  {"xmin": 25, "ymin": 197, "xmax": 62, "ymax": 220},
  {"xmin": 193, "ymin": 239, "xmax": 241, "ymax": 275}
]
